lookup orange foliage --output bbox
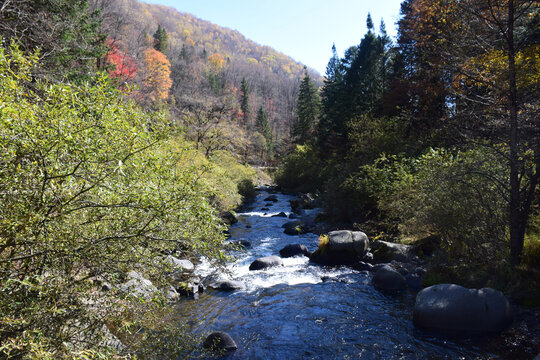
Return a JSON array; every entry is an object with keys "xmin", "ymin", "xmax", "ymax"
[
  {"xmin": 142, "ymin": 48, "xmax": 172, "ymax": 101},
  {"xmin": 208, "ymin": 53, "xmax": 226, "ymax": 71}
]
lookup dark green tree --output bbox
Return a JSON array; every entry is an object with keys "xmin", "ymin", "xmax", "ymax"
[
  {"xmin": 292, "ymin": 68, "xmax": 321, "ymax": 145},
  {"xmin": 256, "ymin": 106, "xmax": 273, "ymax": 158},
  {"xmin": 366, "ymin": 13, "xmax": 374, "ymax": 31},
  {"xmin": 153, "ymin": 24, "xmax": 168, "ymax": 53},
  {"xmin": 240, "ymin": 77, "xmax": 251, "ymax": 126}
]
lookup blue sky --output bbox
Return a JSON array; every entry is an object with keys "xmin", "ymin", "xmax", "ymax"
[{"xmin": 142, "ymin": 0, "xmax": 404, "ymax": 75}]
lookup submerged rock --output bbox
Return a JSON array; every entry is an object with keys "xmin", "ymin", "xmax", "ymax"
[
  {"xmin": 413, "ymin": 284, "xmax": 513, "ymax": 333},
  {"xmin": 203, "ymin": 331, "xmax": 238, "ymax": 352},
  {"xmin": 210, "ymin": 280, "xmax": 244, "ymax": 291},
  {"xmin": 284, "ymin": 225, "xmax": 303, "ymax": 235},
  {"xmin": 230, "ymin": 240, "xmax": 251, "ymax": 248},
  {"xmin": 372, "ymin": 265, "xmax": 407, "ymax": 291},
  {"xmin": 264, "ymin": 195, "xmax": 278, "ymax": 202},
  {"xmin": 279, "ymin": 244, "xmax": 311, "ymax": 258},
  {"xmin": 272, "ymin": 212, "xmax": 288, "ymax": 218},
  {"xmin": 249, "ymin": 255, "xmax": 283, "ymax": 270},
  {"xmin": 352, "ymin": 261, "xmax": 374, "ymax": 271}
]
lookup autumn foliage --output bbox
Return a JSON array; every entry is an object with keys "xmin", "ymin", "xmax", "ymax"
[
  {"xmin": 142, "ymin": 48, "xmax": 172, "ymax": 101},
  {"xmin": 105, "ymin": 39, "xmax": 137, "ymax": 81}
]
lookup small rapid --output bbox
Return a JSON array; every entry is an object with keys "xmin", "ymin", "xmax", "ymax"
[{"xmin": 172, "ymin": 189, "xmax": 531, "ymax": 359}]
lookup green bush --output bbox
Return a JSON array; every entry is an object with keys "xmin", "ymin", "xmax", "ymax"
[
  {"xmin": 237, "ymin": 178, "xmax": 257, "ymax": 202},
  {"xmin": 274, "ymin": 144, "xmax": 324, "ymax": 193},
  {"xmin": 382, "ymin": 147, "xmax": 508, "ymax": 260}
]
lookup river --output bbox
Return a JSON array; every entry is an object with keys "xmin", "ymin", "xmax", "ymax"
[{"xmin": 171, "ymin": 189, "xmax": 535, "ymax": 359}]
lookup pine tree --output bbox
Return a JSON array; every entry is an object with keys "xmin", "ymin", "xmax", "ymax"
[
  {"xmin": 292, "ymin": 68, "xmax": 321, "ymax": 145},
  {"xmin": 240, "ymin": 78, "xmax": 251, "ymax": 126},
  {"xmin": 367, "ymin": 13, "xmax": 374, "ymax": 31},
  {"xmin": 256, "ymin": 106, "xmax": 273, "ymax": 158},
  {"xmin": 153, "ymin": 25, "xmax": 168, "ymax": 53}
]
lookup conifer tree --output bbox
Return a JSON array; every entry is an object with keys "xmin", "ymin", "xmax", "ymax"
[
  {"xmin": 256, "ymin": 106, "xmax": 273, "ymax": 158},
  {"xmin": 153, "ymin": 25, "xmax": 168, "ymax": 53},
  {"xmin": 240, "ymin": 78, "xmax": 251, "ymax": 126},
  {"xmin": 292, "ymin": 68, "xmax": 320, "ymax": 145},
  {"xmin": 367, "ymin": 13, "xmax": 374, "ymax": 31}
]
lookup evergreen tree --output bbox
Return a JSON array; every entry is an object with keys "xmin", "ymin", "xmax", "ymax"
[
  {"xmin": 367, "ymin": 13, "xmax": 374, "ymax": 31},
  {"xmin": 292, "ymin": 68, "xmax": 321, "ymax": 145},
  {"xmin": 240, "ymin": 78, "xmax": 251, "ymax": 126},
  {"xmin": 153, "ymin": 25, "xmax": 168, "ymax": 53},
  {"xmin": 256, "ymin": 106, "xmax": 273, "ymax": 158}
]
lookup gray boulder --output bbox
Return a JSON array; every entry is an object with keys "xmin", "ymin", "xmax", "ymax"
[
  {"xmin": 210, "ymin": 280, "xmax": 244, "ymax": 291},
  {"xmin": 249, "ymin": 255, "xmax": 283, "ymax": 270},
  {"xmin": 413, "ymin": 284, "xmax": 513, "ymax": 333},
  {"xmin": 165, "ymin": 286, "xmax": 180, "ymax": 301},
  {"xmin": 372, "ymin": 265, "xmax": 407, "ymax": 291},
  {"xmin": 370, "ymin": 240, "xmax": 412, "ymax": 262},
  {"xmin": 164, "ymin": 256, "xmax": 194, "ymax": 271},
  {"xmin": 203, "ymin": 331, "xmax": 237, "ymax": 352},
  {"xmin": 279, "ymin": 244, "xmax": 311, "ymax": 258},
  {"xmin": 119, "ymin": 271, "xmax": 158, "ymax": 299},
  {"xmin": 310, "ymin": 230, "xmax": 369, "ymax": 265}
]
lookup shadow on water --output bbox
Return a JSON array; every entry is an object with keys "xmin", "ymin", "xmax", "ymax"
[{"xmin": 170, "ymin": 189, "xmax": 534, "ymax": 360}]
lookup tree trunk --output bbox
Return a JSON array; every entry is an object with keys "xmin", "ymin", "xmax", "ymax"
[{"xmin": 507, "ymin": 0, "xmax": 523, "ymax": 265}]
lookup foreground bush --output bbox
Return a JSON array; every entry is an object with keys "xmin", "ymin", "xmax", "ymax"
[{"xmin": 0, "ymin": 44, "xmax": 227, "ymax": 357}]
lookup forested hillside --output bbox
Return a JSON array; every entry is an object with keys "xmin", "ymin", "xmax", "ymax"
[{"xmin": 92, "ymin": 0, "xmax": 322, "ymax": 162}]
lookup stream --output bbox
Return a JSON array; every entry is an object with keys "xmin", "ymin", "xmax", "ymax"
[{"xmin": 172, "ymin": 189, "xmax": 535, "ymax": 359}]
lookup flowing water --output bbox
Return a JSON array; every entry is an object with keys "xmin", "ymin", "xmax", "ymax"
[{"xmin": 172, "ymin": 189, "xmax": 534, "ymax": 359}]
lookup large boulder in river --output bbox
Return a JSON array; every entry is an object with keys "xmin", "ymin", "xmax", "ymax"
[
  {"xmin": 310, "ymin": 230, "xmax": 369, "ymax": 265},
  {"xmin": 249, "ymin": 256, "xmax": 283, "ymax": 270},
  {"xmin": 413, "ymin": 284, "xmax": 513, "ymax": 333},
  {"xmin": 370, "ymin": 240, "xmax": 412, "ymax": 262},
  {"xmin": 372, "ymin": 265, "xmax": 407, "ymax": 291},
  {"xmin": 279, "ymin": 244, "xmax": 311, "ymax": 258},
  {"xmin": 203, "ymin": 331, "xmax": 237, "ymax": 352}
]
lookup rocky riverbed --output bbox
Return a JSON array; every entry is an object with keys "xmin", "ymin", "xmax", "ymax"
[{"xmin": 169, "ymin": 188, "xmax": 539, "ymax": 359}]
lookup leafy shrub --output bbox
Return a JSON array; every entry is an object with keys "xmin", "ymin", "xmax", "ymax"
[
  {"xmin": 382, "ymin": 147, "xmax": 508, "ymax": 260},
  {"xmin": 237, "ymin": 178, "xmax": 257, "ymax": 202},
  {"xmin": 274, "ymin": 144, "xmax": 324, "ymax": 193}
]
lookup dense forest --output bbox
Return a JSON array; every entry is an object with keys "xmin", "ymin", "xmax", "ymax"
[
  {"xmin": 0, "ymin": 0, "xmax": 539, "ymax": 358},
  {"xmin": 277, "ymin": 0, "xmax": 539, "ymax": 295}
]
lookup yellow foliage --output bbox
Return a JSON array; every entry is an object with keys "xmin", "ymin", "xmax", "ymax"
[
  {"xmin": 455, "ymin": 44, "xmax": 540, "ymax": 91},
  {"xmin": 142, "ymin": 48, "xmax": 172, "ymax": 101},
  {"xmin": 208, "ymin": 53, "xmax": 226, "ymax": 71}
]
